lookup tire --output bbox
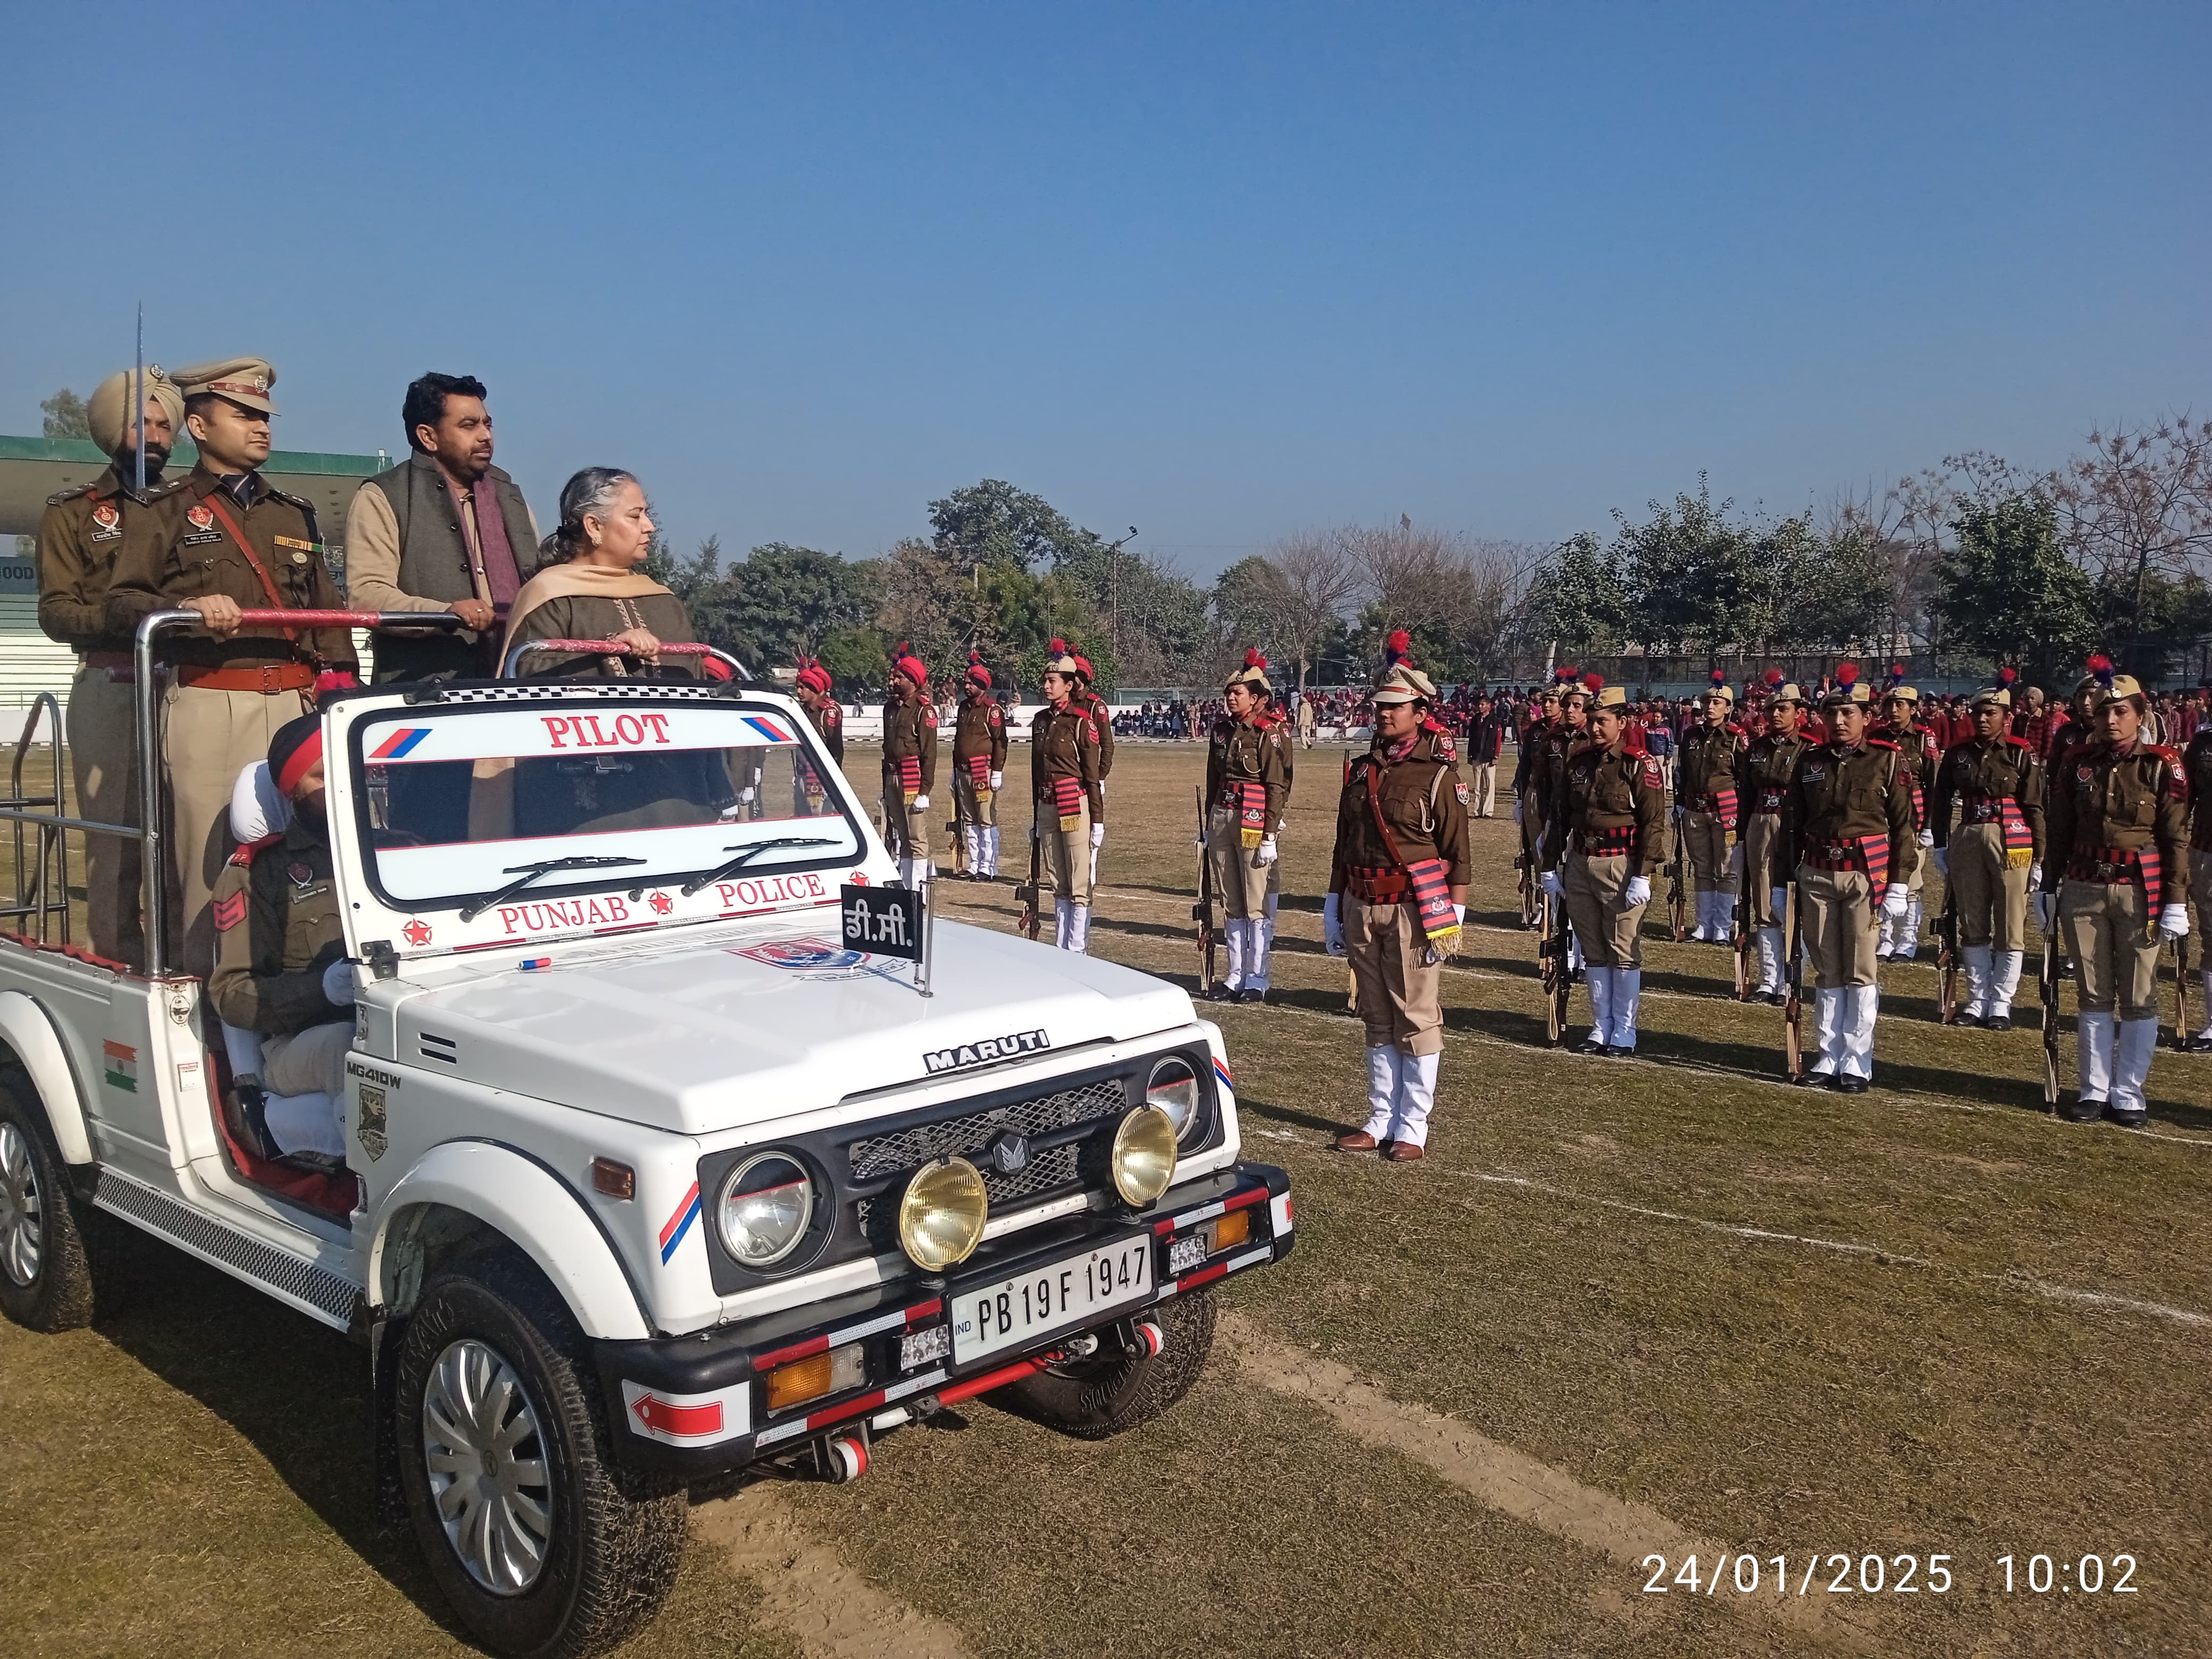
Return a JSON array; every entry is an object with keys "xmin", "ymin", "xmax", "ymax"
[
  {"xmin": 992, "ymin": 1286, "xmax": 1217, "ymax": 1440},
  {"xmin": 0, "ymin": 1080, "xmax": 97, "ymax": 1334},
  {"xmin": 393, "ymin": 1249, "xmax": 686, "ymax": 1659}
]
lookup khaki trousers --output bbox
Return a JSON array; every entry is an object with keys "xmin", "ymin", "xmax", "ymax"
[
  {"xmin": 1207, "ymin": 806, "xmax": 1270, "ymax": 919},
  {"xmin": 1470, "ymin": 763, "xmax": 1496, "ymax": 818},
  {"xmin": 1041, "ymin": 797, "xmax": 1093, "ymax": 907},
  {"xmin": 1739, "ymin": 812, "xmax": 1785, "ymax": 927},
  {"xmin": 1949, "ymin": 823, "xmax": 2032, "ymax": 951},
  {"xmin": 952, "ymin": 768, "xmax": 996, "ymax": 828},
  {"xmin": 2059, "ymin": 878, "xmax": 2159, "ymax": 1021},
  {"xmin": 68, "ymin": 665, "xmax": 144, "ymax": 965},
  {"xmin": 1685, "ymin": 810, "xmax": 1731, "ymax": 893},
  {"xmin": 879, "ymin": 782, "xmax": 929, "ymax": 861},
  {"xmin": 1346, "ymin": 899, "xmax": 1444, "ymax": 1057},
  {"xmin": 1563, "ymin": 850, "xmax": 1645, "ymax": 969},
  {"xmin": 1797, "ymin": 865, "xmax": 1879, "ymax": 990},
  {"xmin": 164, "ymin": 683, "xmax": 309, "ymax": 968},
  {"xmin": 262, "ymin": 1020, "xmax": 353, "ymax": 1099}
]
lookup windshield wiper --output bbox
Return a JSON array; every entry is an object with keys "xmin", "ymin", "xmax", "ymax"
[
  {"xmin": 680, "ymin": 836, "xmax": 836, "ymax": 897},
  {"xmin": 459, "ymin": 856, "xmax": 647, "ymax": 922}
]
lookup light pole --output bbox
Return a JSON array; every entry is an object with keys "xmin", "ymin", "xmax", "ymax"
[{"xmin": 1105, "ymin": 526, "xmax": 1138, "ymax": 660}]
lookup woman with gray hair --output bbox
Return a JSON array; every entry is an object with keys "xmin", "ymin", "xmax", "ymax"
[{"xmin": 500, "ymin": 468, "xmax": 706, "ymax": 680}]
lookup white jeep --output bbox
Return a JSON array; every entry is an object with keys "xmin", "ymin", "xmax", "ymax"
[{"xmin": 0, "ymin": 611, "xmax": 1293, "ymax": 1658}]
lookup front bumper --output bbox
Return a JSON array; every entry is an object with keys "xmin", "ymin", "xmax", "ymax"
[{"xmin": 594, "ymin": 1160, "xmax": 1292, "ymax": 1477}]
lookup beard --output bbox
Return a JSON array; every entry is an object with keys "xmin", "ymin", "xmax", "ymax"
[{"xmin": 116, "ymin": 441, "xmax": 171, "ymax": 481}]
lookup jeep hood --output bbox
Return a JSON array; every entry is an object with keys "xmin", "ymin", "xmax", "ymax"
[{"xmin": 385, "ymin": 918, "xmax": 1193, "ymax": 1133}]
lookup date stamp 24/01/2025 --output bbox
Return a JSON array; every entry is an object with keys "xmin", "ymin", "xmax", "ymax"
[{"xmin": 1641, "ymin": 1553, "xmax": 2141, "ymax": 1598}]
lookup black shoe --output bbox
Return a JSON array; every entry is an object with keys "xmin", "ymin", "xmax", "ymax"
[
  {"xmin": 2185, "ymin": 1035, "xmax": 2212, "ymax": 1054},
  {"xmin": 1239, "ymin": 987, "xmax": 1267, "ymax": 1005},
  {"xmin": 1831, "ymin": 1075, "xmax": 1870, "ymax": 1095},
  {"xmin": 2103, "ymin": 1102, "xmax": 2148, "ymax": 1129},
  {"xmin": 1205, "ymin": 985, "xmax": 1236, "ymax": 1003},
  {"xmin": 1604, "ymin": 1044, "xmax": 1637, "ymax": 1058},
  {"xmin": 1874, "ymin": 950, "xmax": 1892, "ymax": 963},
  {"xmin": 2059, "ymin": 1096, "xmax": 2106, "ymax": 1124},
  {"xmin": 1982, "ymin": 1014, "xmax": 2012, "ymax": 1033},
  {"xmin": 1795, "ymin": 1069, "xmax": 1832, "ymax": 1086},
  {"xmin": 1576, "ymin": 1035, "xmax": 1608, "ymax": 1056}
]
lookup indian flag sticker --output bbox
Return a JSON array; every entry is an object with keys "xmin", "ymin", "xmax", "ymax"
[{"xmin": 104, "ymin": 1040, "xmax": 138, "ymax": 1093}]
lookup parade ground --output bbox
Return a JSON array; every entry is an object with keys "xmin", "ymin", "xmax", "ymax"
[{"xmin": 3, "ymin": 740, "xmax": 2207, "ymax": 1659}]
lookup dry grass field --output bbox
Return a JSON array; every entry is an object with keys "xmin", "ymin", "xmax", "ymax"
[{"xmin": 2, "ymin": 737, "xmax": 2207, "ymax": 1658}]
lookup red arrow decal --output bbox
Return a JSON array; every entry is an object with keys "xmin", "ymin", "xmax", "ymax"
[{"xmin": 631, "ymin": 1394, "xmax": 723, "ymax": 1437}]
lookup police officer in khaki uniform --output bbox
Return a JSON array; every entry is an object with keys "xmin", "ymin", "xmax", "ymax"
[
  {"xmin": 1737, "ymin": 681, "xmax": 1814, "ymax": 1002},
  {"xmin": 1677, "ymin": 671, "xmax": 1742, "ymax": 942},
  {"xmin": 1203, "ymin": 650, "xmax": 1291, "ymax": 1002},
  {"xmin": 1782, "ymin": 675, "xmax": 1915, "ymax": 1091},
  {"xmin": 208, "ymin": 715, "xmax": 354, "ymax": 1164},
  {"xmin": 1032, "ymin": 644, "xmax": 1104, "ymax": 951},
  {"xmin": 879, "ymin": 643, "xmax": 937, "ymax": 887},
  {"xmin": 2042, "ymin": 671, "xmax": 2190, "ymax": 1125},
  {"xmin": 1511, "ymin": 680, "xmax": 1564, "ymax": 923},
  {"xmin": 105, "ymin": 358, "xmax": 359, "ymax": 963},
  {"xmin": 1930, "ymin": 685, "xmax": 2045, "ymax": 1028},
  {"xmin": 1325, "ymin": 663, "xmax": 1470, "ymax": 1161},
  {"xmin": 950, "ymin": 652, "xmax": 1007, "ymax": 880},
  {"xmin": 790, "ymin": 656, "xmax": 843, "ymax": 817},
  {"xmin": 1876, "ymin": 675, "xmax": 1941, "ymax": 961},
  {"xmin": 1541, "ymin": 685, "xmax": 1666, "ymax": 1054},
  {"xmin": 35, "ymin": 366, "xmax": 189, "ymax": 963},
  {"xmin": 1069, "ymin": 649, "xmax": 1113, "ymax": 885},
  {"xmin": 2182, "ymin": 714, "xmax": 2212, "ymax": 1050}
]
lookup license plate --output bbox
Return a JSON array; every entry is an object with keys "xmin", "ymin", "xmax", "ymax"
[{"xmin": 950, "ymin": 1236, "xmax": 1153, "ymax": 1365}]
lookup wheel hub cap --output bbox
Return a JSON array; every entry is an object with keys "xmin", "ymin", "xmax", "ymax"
[
  {"xmin": 0, "ymin": 1122, "xmax": 42, "ymax": 1289},
  {"xmin": 422, "ymin": 1337, "xmax": 551, "ymax": 1595}
]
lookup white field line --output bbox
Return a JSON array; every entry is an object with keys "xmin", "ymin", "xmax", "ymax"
[
  {"xmin": 692, "ymin": 1484, "xmax": 975, "ymax": 1659},
  {"xmin": 1218, "ymin": 1311, "xmax": 1865, "ymax": 1648}
]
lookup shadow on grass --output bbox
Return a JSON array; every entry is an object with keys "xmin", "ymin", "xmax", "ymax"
[{"xmin": 89, "ymin": 1228, "xmax": 465, "ymax": 1640}]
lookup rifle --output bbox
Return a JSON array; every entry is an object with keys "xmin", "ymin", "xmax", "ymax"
[
  {"xmin": 2040, "ymin": 927, "xmax": 2060, "ymax": 1110},
  {"xmin": 2174, "ymin": 931, "xmax": 2192, "ymax": 1053},
  {"xmin": 1191, "ymin": 784, "xmax": 1217, "ymax": 992},
  {"xmin": 1516, "ymin": 847, "xmax": 1537, "ymax": 929},
  {"xmin": 1015, "ymin": 817, "xmax": 1043, "ymax": 943},
  {"xmin": 1782, "ymin": 881, "xmax": 1804, "ymax": 1080},
  {"xmin": 1933, "ymin": 881, "xmax": 1959, "ymax": 1024},
  {"xmin": 1539, "ymin": 884, "xmax": 1570, "ymax": 1046},
  {"xmin": 1731, "ymin": 869, "xmax": 1751, "ymax": 1000},
  {"xmin": 1669, "ymin": 813, "xmax": 1689, "ymax": 942}
]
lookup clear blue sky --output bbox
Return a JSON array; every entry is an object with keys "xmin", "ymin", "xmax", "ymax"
[{"xmin": 5, "ymin": 2, "xmax": 2205, "ymax": 577}]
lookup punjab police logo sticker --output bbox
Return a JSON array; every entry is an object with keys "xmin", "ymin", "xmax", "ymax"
[{"xmin": 187, "ymin": 504, "xmax": 215, "ymax": 531}]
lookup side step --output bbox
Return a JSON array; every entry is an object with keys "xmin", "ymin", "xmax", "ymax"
[{"xmin": 93, "ymin": 1168, "xmax": 361, "ymax": 1331}]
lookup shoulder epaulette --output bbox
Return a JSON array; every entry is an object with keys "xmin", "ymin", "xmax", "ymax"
[
  {"xmin": 2146, "ymin": 743, "xmax": 2181, "ymax": 764},
  {"xmin": 2004, "ymin": 734, "xmax": 2033, "ymax": 749},
  {"xmin": 1866, "ymin": 736, "xmax": 1900, "ymax": 751},
  {"xmin": 46, "ymin": 482, "xmax": 95, "ymax": 505},
  {"xmin": 227, "ymin": 832, "xmax": 283, "ymax": 867},
  {"xmin": 268, "ymin": 487, "xmax": 316, "ymax": 512}
]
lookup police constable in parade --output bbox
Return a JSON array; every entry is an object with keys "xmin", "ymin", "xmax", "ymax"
[
  {"xmin": 1326, "ymin": 660, "xmax": 1470, "ymax": 1161},
  {"xmin": 1677, "ymin": 669, "xmax": 1741, "ymax": 943},
  {"xmin": 1070, "ymin": 648, "xmax": 1113, "ymax": 884},
  {"xmin": 1737, "ymin": 680, "xmax": 1816, "ymax": 1003},
  {"xmin": 1541, "ymin": 684, "xmax": 1666, "ymax": 1054},
  {"xmin": 1875, "ymin": 673, "xmax": 1940, "ymax": 962},
  {"xmin": 345, "ymin": 371, "xmax": 541, "ymax": 682},
  {"xmin": 1782, "ymin": 668, "xmax": 1914, "ymax": 1091},
  {"xmin": 1511, "ymin": 675, "xmax": 1565, "ymax": 912},
  {"xmin": 2042, "ymin": 667, "xmax": 2189, "ymax": 1125},
  {"xmin": 105, "ymin": 358, "xmax": 358, "ymax": 960},
  {"xmin": 791, "ymin": 655, "xmax": 843, "ymax": 817},
  {"xmin": 1929, "ymin": 683, "xmax": 2045, "ymax": 1028},
  {"xmin": 1032, "ymin": 642, "xmax": 1105, "ymax": 952},
  {"xmin": 35, "ymin": 366, "xmax": 189, "ymax": 963},
  {"xmin": 1203, "ymin": 649, "xmax": 1291, "ymax": 1002},
  {"xmin": 2183, "ymin": 709, "xmax": 2212, "ymax": 1050},
  {"xmin": 880, "ymin": 642, "xmax": 938, "ymax": 888},
  {"xmin": 950, "ymin": 651, "xmax": 1007, "ymax": 881}
]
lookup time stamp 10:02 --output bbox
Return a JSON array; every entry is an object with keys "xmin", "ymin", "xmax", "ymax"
[{"xmin": 1640, "ymin": 1553, "xmax": 2141, "ymax": 1597}]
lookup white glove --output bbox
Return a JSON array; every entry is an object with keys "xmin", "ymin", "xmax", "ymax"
[
  {"xmin": 1090, "ymin": 823, "xmax": 1106, "ymax": 850},
  {"xmin": 911, "ymin": 794, "xmax": 929, "ymax": 812},
  {"xmin": 1256, "ymin": 835, "xmax": 1277, "ymax": 866},
  {"xmin": 1194, "ymin": 831, "xmax": 1207, "ymax": 849},
  {"xmin": 1932, "ymin": 848, "xmax": 1948, "ymax": 877},
  {"xmin": 1322, "ymin": 892, "xmax": 1346, "ymax": 956},
  {"xmin": 738, "ymin": 785, "xmax": 756, "ymax": 803},
  {"xmin": 1624, "ymin": 875, "xmax": 1651, "ymax": 907},
  {"xmin": 321, "ymin": 959, "xmax": 356, "ymax": 1007},
  {"xmin": 1882, "ymin": 884, "xmax": 1909, "ymax": 920},
  {"xmin": 1511, "ymin": 801, "xmax": 1522, "ymax": 825},
  {"xmin": 2160, "ymin": 904, "xmax": 2190, "ymax": 939},
  {"xmin": 989, "ymin": 770, "xmax": 1002, "ymax": 791},
  {"xmin": 2028, "ymin": 861, "xmax": 2042, "ymax": 891},
  {"xmin": 1452, "ymin": 903, "xmax": 1466, "ymax": 928},
  {"xmin": 1030, "ymin": 823, "xmax": 1040, "ymax": 843},
  {"xmin": 1917, "ymin": 827, "xmax": 1934, "ymax": 848},
  {"xmin": 1539, "ymin": 869, "xmax": 1564, "ymax": 898}
]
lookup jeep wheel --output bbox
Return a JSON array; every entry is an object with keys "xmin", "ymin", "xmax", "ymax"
[
  {"xmin": 0, "ymin": 1083, "xmax": 97, "ymax": 1333},
  {"xmin": 394, "ymin": 1251, "xmax": 685, "ymax": 1659},
  {"xmin": 993, "ymin": 1286, "xmax": 1217, "ymax": 1440}
]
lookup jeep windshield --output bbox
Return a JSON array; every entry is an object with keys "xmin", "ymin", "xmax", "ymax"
[{"xmin": 347, "ymin": 698, "xmax": 864, "ymax": 920}]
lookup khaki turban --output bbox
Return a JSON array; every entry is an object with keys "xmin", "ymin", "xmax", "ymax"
[{"xmin": 86, "ymin": 366, "xmax": 185, "ymax": 456}]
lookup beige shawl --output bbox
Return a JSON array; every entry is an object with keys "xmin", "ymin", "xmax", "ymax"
[{"xmin": 499, "ymin": 562, "xmax": 674, "ymax": 665}]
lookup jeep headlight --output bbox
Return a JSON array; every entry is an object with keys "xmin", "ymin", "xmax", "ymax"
[
  {"xmin": 1145, "ymin": 1055, "xmax": 1204, "ymax": 1144},
  {"xmin": 898, "ymin": 1157, "xmax": 988, "ymax": 1271},
  {"xmin": 1111, "ymin": 1104, "xmax": 1178, "ymax": 1206},
  {"xmin": 717, "ymin": 1152, "xmax": 814, "ymax": 1267}
]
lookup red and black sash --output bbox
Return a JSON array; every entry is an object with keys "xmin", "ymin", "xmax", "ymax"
[
  {"xmin": 1697, "ymin": 787, "xmax": 1740, "ymax": 831},
  {"xmin": 1573, "ymin": 825, "xmax": 1637, "ymax": 857},
  {"xmin": 2067, "ymin": 844, "xmax": 2162, "ymax": 911},
  {"xmin": 966, "ymin": 754, "xmax": 993, "ymax": 789},
  {"xmin": 1362, "ymin": 763, "xmax": 1458, "ymax": 947},
  {"xmin": 1804, "ymin": 834, "xmax": 1894, "ymax": 904},
  {"xmin": 1962, "ymin": 793, "xmax": 2034, "ymax": 861},
  {"xmin": 1053, "ymin": 775, "xmax": 1085, "ymax": 831},
  {"xmin": 1237, "ymin": 780, "xmax": 1268, "ymax": 848},
  {"xmin": 896, "ymin": 753, "xmax": 922, "ymax": 801}
]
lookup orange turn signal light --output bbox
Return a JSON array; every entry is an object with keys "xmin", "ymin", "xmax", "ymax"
[
  {"xmin": 590, "ymin": 1158, "xmax": 635, "ymax": 1200},
  {"xmin": 765, "ymin": 1341, "xmax": 866, "ymax": 1413},
  {"xmin": 1213, "ymin": 1208, "xmax": 1251, "ymax": 1252}
]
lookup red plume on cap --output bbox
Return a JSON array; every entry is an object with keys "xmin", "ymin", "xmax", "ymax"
[
  {"xmin": 1245, "ymin": 647, "xmax": 1267, "ymax": 670},
  {"xmin": 1837, "ymin": 661, "xmax": 1859, "ymax": 685},
  {"xmin": 1556, "ymin": 664, "xmax": 1579, "ymax": 684},
  {"xmin": 2088, "ymin": 652, "xmax": 2115, "ymax": 688},
  {"xmin": 1385, "ymin": 628, "xmax": 1412, "ymax": 667},
  {"xmin": 1997, "ymin": 666, "xmax": 2017, "ymax": 686},
  {"xmin": 892, "ymin": 641, "xmax": 927, "ymax": 685},
  {"xmin": 1049, "ymin": 638, "xmax": 1068, "ymax": 655},
  {"xmin": 1583, "ymin": 672, "xmax": 1604, "ymax": 693},
  {"xmin": 1709, "ymin": 667, "xmax": 1727, "ymax": 688},
  {"xmin": 1763, "ymin": 668, "xmax": 1783, "ymax": 688},
  {"xmin": 965, "ymin": 649, "xmax": 991, "ymax": 688}
]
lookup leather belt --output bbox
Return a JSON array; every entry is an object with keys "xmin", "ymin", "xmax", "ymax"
[
  {"xmin": 79, "ymin": 651, "xmax": 133, "ymax": 681},
  {"xmin": 176, "ymin": 661, "xmax": 315, "ymax": 693}
]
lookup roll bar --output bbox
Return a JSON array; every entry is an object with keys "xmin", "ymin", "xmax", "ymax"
[{"xmin": 500, "ymin": 640, "xmax": 747, "ymax": 680}]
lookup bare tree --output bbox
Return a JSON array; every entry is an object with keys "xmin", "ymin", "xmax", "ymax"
[
  {"xmin": 1266, "ymin": 527, "xmax": 1362, "ymax": 694},
  {"xmin": 2048, "ymin": 414, "xmax": 2212, "ymax": 663}
]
